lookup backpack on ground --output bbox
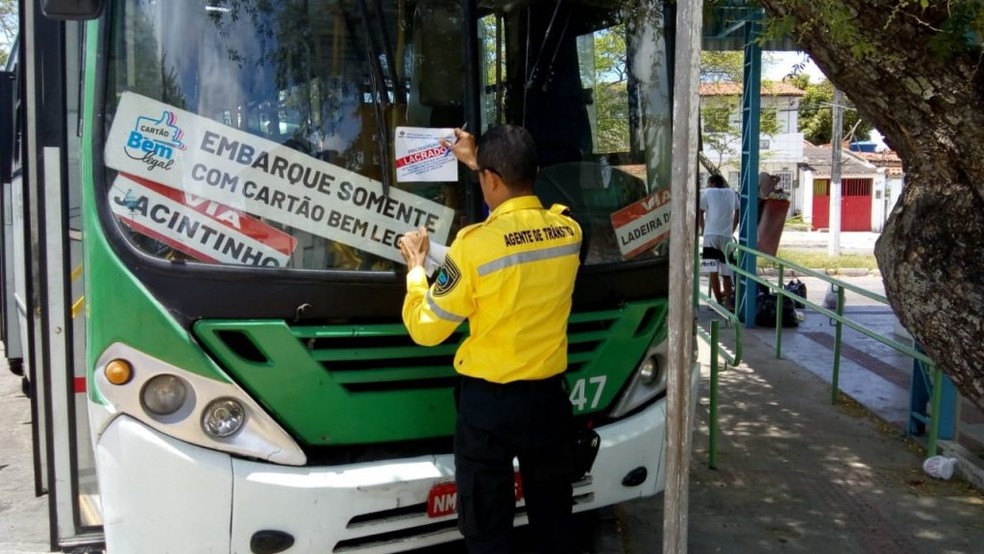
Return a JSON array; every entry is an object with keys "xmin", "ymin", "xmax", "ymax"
[
  {"xmin": 754, "ymin": 292, "xmax": 799, "ymax": 328},
  {"xmin": 785, "ymin": 279, "xmax": 807, "ymax": 309}
]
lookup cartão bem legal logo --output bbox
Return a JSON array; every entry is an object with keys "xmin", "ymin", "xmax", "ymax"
[{"xmin": 124, "ymin": 110, "xmax": 186, "ymax": 171}]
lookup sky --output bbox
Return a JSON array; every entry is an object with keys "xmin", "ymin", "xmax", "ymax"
[
  {"xmin": 763, "ymin": 51, "xmax": 826, "ymax": 82},
  {"xmin": 762, "ymin": 51, "xmax": 887, "ymax": 149}
]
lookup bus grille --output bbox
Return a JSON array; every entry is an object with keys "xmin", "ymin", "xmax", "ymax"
[
  {"xmin": 193, "ymin": 301, "xmax": 663, "ymax": 446},
  {"xmin": 331, "ymin": 478, "xmax": 594, "ymax": 552},
  {"xmin": 289, "ymin": 311, "xmax": 621, "ymax": 394}
]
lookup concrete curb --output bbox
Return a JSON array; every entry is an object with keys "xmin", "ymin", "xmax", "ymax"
[{"xmin": 758, "ymin": 267, "xmax": 881, "ymax": 277}]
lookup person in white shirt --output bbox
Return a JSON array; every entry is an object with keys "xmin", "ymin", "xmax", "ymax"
[{"xmin": 699, "ymin": 174, "xmax": 740, "ymax": 309}]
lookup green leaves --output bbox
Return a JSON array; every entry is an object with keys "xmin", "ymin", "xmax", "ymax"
[
  {"xmin": 925, "ymin": 0, "xmax": 984, "ymax": 57},
  {"xmin": 0, "ymin": 0, "xmax": 14, "ymax": 64},
  {"xmin": 700, "ymin": 51, "xmax": 745, "ymax": 84},
  {"xmin": 796, "ymin": 78, "xmax": 873, "ymax": 145},
  {"xmin": 760, "ymin": 0, "xmax": 983, "ymax": 61}
]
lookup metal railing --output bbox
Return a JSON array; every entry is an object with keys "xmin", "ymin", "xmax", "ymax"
[
  {"xmin": 694, "ymin": 285, "xmax": 742, "ymax": 469},
  {"xmin": 701, "ymin": 243, "xmax": 944, "ymax": 457}
]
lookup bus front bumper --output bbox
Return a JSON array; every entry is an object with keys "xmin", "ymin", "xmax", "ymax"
[{"xmin": 95, "ymin": 370, "xmax": 697, "ymax": 553}]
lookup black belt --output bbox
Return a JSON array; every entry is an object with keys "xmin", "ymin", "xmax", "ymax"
[{"xmin": 459, "ymin": 373, "xmax": 565, "ymax": 395}]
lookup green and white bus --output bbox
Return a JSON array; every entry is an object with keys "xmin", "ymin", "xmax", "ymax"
[{"xmin": 3, "ymin": 0, "xmax": 693, "ymax": 551}]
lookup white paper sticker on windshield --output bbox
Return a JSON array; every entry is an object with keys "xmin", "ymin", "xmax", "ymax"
[
  {"xmin": 104, "ymin": 92, "xmax": 455, "ymax": 263},
  {"xmin": 610, "ymin": 189, "xmax": 671, "ymax": 259},
  {"xmin": 394, "ymin": 126, "xmax": 458, "ymax": 182}
]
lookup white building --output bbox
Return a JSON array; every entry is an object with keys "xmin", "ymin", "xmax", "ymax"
[{"xmin": 699, "ymin": 81, "xmax": 805, "ymax": 195}]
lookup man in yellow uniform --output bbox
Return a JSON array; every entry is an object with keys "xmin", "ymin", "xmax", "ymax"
[{"xmin": 398, "ymin": 125, "xmax": 583, "ymax": 553}]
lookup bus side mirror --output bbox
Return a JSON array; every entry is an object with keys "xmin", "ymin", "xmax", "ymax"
[{"xmin": 41, "ymin": 0, "xmax": 105, "ymax": 20}]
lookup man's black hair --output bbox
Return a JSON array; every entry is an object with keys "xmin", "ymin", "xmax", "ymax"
[
  {"xmin": 708, "ymin": 174, "xmax": 726, "ymax": 188},
  {"xmin": 476, "ymin": 125, "xmax": 538, "ymax": 189}
]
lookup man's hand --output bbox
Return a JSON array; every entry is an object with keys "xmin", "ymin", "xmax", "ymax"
[
  {"xmin": 399, "ymin": 227, "xmax": 430, "ymax": 270},
  {"xmin": 440, "ymin": 128, "xmax": 479, "ymax": 171}
]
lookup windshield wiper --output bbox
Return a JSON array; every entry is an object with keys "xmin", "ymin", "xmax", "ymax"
[
  {"xmin": 373, "ymin": 0, "xmax": 400, "ymax": 89},
  {"xmin": 525, "ymin": 0, "xmax": 570, "ymax": 91},
  {"xmin": 356, "ymin": 0, "xmax": 394, "ymax": 196},
  {"xmin": 524, "ymin": 0, "xmax": 570, "ymax": 122}
]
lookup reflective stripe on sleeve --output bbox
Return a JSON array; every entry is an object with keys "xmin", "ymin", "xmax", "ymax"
[
  {"xmin": 426, "ymin": 291, "xmax": 466, "ymax": 323},
  {"xmin": 477, "ymin": 242, "xmax": 581, "ymax": 276}
]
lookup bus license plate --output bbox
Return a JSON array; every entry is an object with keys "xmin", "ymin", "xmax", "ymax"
[{"xmin": 426, "ymin": 473, "xmax": 524, "ymax": 518}]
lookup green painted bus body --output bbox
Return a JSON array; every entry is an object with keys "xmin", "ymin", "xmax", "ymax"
[{"xmin": 80, "ymin": 16, "xmax": 667, "ymax": 447}]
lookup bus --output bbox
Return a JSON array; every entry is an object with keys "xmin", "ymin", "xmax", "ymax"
[{"xmin": 3, "ymin": 0, "xmax": 694, "ymax": 551}]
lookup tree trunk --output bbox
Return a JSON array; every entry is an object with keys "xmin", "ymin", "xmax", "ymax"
[{"xmin": 758, "ymin": 0, "xmax": 984, "ymax": 410}]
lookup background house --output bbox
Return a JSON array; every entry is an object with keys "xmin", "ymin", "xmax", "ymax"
[
  {"xmin": 797, "ymin": 143, "xmax": 875, "ymax": 231},
  {"xmin": 699, "ymin": 81, "xmax": 805, "ymax": 194},
  {"xmin": 850, "ymin": 147, "xmax": 904, "ymax": 232},
  {"xmin": 796, "ymin": 143, "xmax": 904, "ymax": 232}
]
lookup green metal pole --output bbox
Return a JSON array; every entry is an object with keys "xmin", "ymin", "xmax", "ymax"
[
  {"xmin": 738, "ymin": 17, "xmax": 762, "ymax": 329},
  {"xmin": 928, "ymin": 365, "xmax": 942, "ymax": 457},
  {"xmin": 831, "ymin": 286, "xmax": 845, "ymax": 404},
  {"xmin": 693, "ymin": 229, "xmax": 700, "ymax": 310},
  {"xmin": 775, "ymin": 265, "xmax": 784, "ymax": 358},
  {"xmin": 709, "ymin": 320, "xmax": 719, "ymax": 470}
]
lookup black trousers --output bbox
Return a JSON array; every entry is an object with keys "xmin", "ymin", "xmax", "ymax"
[{"xmin": 455, "ymin": 375, "xmax": 576, "ymax": 554}]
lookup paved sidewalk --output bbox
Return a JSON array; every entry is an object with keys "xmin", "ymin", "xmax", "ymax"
[
  {"xmin": 0, "ymin": 365, "xmax": 50, "ymax": 554},
  {"xmin": 743, "ymin": 274, "xmax": 984, "ymax": 460},
  {"xmin": 618, "ymin": 322, "xmax": 984, "ymax": 553}
]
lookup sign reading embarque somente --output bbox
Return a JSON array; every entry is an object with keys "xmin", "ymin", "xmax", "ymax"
[{"xmin": 105, "ymin": 92, "xmax": 455, "ymax": 265}]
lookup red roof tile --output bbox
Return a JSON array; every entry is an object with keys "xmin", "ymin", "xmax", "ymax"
[{"xmin": 699, "ymin": 81, "xmax": 805, "ymax": 97}]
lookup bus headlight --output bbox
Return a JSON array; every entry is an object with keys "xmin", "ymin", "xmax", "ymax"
[
  {"xmin": 94, "ymin": 343, "xmax": 306, "ymax": 465},
  {"xmin": 141, "ymin": 374, "xmax": 188, "ymax": 415},
  {"xmin": 638, "ymin": 356, "xmax": 661, "ymax": 385},
  {"xmin": 608, "ymin": 339, "xmax": 668, "ymax": 418},
  {"xmin": 202, "ymin": 398, "xmax": 246, "ymax": 438}
]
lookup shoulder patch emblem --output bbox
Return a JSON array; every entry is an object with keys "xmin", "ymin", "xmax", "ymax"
[
  {"xmin": 433, "ymin": 256, "xmax": 462, "ymax": 297},
  {"xmin": 550, "ymin": 203, "xmax": 573, "ymax": 217}
]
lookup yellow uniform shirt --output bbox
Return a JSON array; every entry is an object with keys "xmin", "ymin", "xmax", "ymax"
[{"xmin": 402, "ymin": 196, "xmax": 583, "ymax": 383}]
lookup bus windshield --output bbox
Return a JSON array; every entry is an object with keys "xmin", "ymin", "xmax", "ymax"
[{"xmin": 100, "ymin": 0, "xmax": 671, "ymax": 272}]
